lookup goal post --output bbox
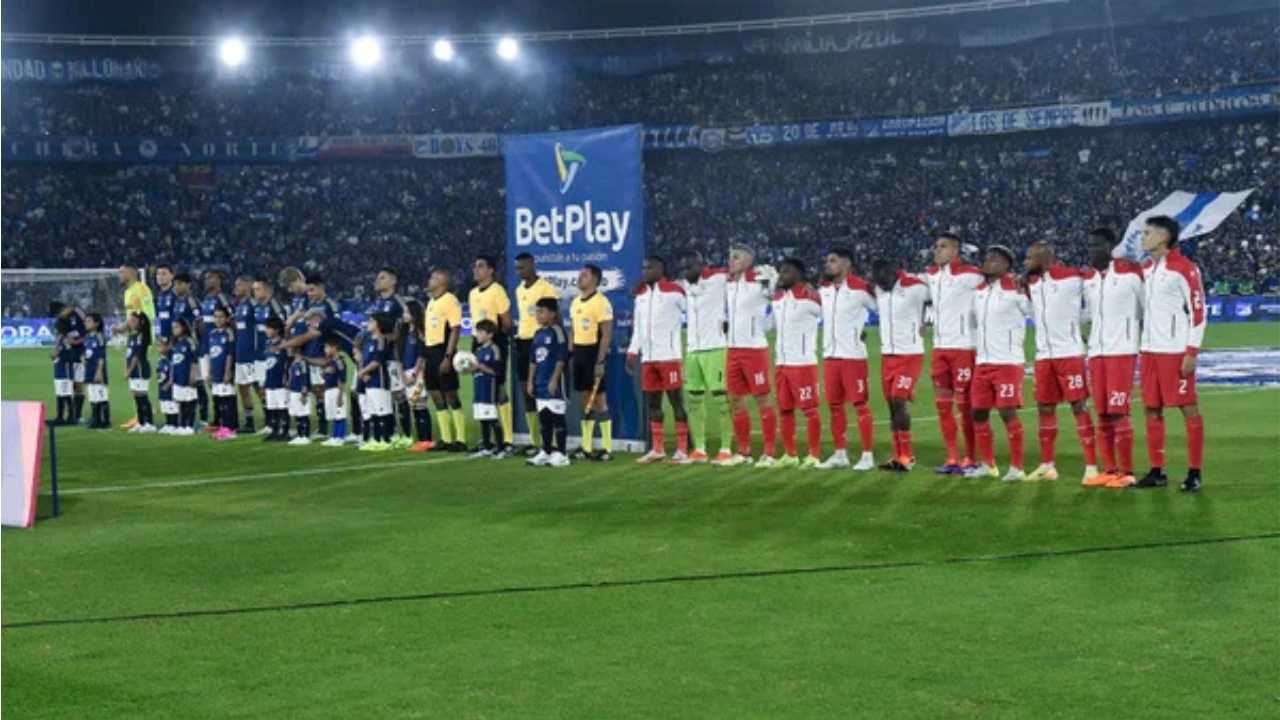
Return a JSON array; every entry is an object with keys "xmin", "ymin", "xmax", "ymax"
[{"xmin": 1, "ymin": 268, "xmax": 139, "ymax": 347}]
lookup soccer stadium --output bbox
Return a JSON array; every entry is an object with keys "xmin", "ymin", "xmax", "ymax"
[{"xmin": 1, "ymin": 0, "xmax": 1278, "ymax": 715}]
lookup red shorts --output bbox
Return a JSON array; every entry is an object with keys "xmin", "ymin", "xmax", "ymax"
[
  {"xmin": 1140, "ymin": 352, "xmax": 1197, "ymax": 408},
  {"xmin": 823, "ymin": 358, "xmax": 869, "ymax": 405},
  {"xmin": 1033, "ymin": 356, "xmax": 1089, "ymax": 405},
  {"xmin": 971, "ymin": 364, "xmax": 1024, "ymax": 410},
  {"xmin": 1089, "ymin": 355, "xmax": 1137, "ymax": 414},
  {"xmin": 726, "ymin": 347, "xmax": 770, "ymax": 397},
  {"xmin": 881, "ymin": 354, "xmax": 924, "ymax": 401},
  {"xmin": 930, "ymin": 348, "xmax": 975, "ymax": 392},
  {"xmin": 640, "ymin": 361, "xmax": 683, "ymax": 393},
  {"xmin": 776, "ymin": 365, "xmax": 819, "ymax": 411}
]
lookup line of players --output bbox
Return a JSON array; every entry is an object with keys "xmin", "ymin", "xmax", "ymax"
[{"xmin": 624, "ymin": 216, "xmax": 1205, "ymax": 491}]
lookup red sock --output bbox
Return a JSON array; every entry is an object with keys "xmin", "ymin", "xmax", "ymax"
[
  {"xmin": 1007, "ymin": 417, "xmax": 1025, "ymax": 470},
  {"xmin": 958, "ymin": 393, "xmax": 976, "ymax": 461},
  {"xmin": 760, "ymin": 405, "xmax": 777, "ymax": 456},
  {"xmin": 649, "ymin": 421, "xmax": 665, "ymax": 455},
  {"xmin": 829, "ymin": 404, "xmax": 847, "ymax": 450},
  {"xmin": 1145, "ymin": 414, "xmax": 1165, "ymax": 468},
  {"xmin": 1074, "ymin": 411, "xmax": 1097, "ymax": 466},
  {"xmin": 733, "ymin": 410, "xmax": 751, "ymax": 455},
  {"xmin": 1185, "ymin": 415, "xmax": 1204, "ymax": 470},
  {"xmin": 975, "ymin": 419, "xmax": 995, "ymax": 466},
  {"xmin": 804, "ymin": 406, "xmax": 821, "ymax": 458},
  {"xmin": 936, "ymin": 395, "xmax": 958, "ymax": 462},
  {"xmin": 1097, "ymin": 416, "xmax": 1116, "ymax": 471},
  {"xmin": 856, "ymin": 404, "xmax": 874, "ymax": 453},
  {"xmin": 1038, "ymin": 414, "xmax": 1058, "ymax": 465},
  {"xmin": 1115, "ymin": 416, "xmax": 1134, "ymax": 474},
  {"xmin": 780, "ymin": 409, "xmax": 797, "ymax": 456},
  {"xmin": 896, "ymin": 430, "xmax": 913, "ymax": 463},
  {"xmin": 675, "ymin": 421, "xmax": 689, "ymax": 454}
]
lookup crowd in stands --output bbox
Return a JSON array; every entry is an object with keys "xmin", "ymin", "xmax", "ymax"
[
  {"xmin": 4, "ymin": 120, "xmax": 1276, "ymax": 302},
  {"xmin": 1, "ymin": 12, "xmax": 1275, "ymax": 137}
]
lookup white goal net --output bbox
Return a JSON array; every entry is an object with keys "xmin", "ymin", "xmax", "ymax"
[{"xmin": 1, "ymin": 268, "xmax": 137, "ymax": 347}]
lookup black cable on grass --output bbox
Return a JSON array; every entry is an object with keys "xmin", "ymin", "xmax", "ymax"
[{"xmin": 5, "ymin": 532, "xmax": 1277, "ymax": 630}]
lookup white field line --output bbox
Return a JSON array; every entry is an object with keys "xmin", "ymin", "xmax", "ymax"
[{"xmin": 46, "ymin": 457, "xmax": 465, "ymax": 496}]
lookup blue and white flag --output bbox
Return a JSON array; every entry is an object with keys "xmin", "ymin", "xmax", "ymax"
[{"xmin": 1116, "ymin": 189, "xmax": 1255, "ymax": 260}]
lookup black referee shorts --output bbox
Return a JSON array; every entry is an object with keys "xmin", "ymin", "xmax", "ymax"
[
  {"xmin": 572, "ymin": 344, "xmax": 605, "ymax": 394},
  {"xmin": 423, "ymin": 344, "xmax": 460, "ymax": 393},
  {"xmin": 492, "ymin": 332, "xmax": 508, "ymax": 385},
  {"xmin": 514, "ymin": 338, "xmax": 533, "ymax": 384}
]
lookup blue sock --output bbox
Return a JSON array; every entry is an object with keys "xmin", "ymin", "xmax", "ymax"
[{"xmin": 333, "ymin": 419, "xmax": 347, "ymax": 439}]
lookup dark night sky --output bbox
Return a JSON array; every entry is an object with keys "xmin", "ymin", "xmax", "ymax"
[{"xmin": 2, "ymin": 0, "xmax": 946, "ymax": 36}]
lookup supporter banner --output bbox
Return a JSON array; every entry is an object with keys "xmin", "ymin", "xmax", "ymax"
[
  {"xmin": 644, "ymin": 125, "xmax": 703, "ymax": 150},
  {"xmin": 1111, "ymin": 83, "xmax": 1279, "ymax": 125},
  {"xmin": 1, "ymin": 56, "xmax": 162, "ymax": 83},
  {"xmin": 958, "ymin": 16, "xmax": 1052, "ymax": 47},
  {"xmin": 503, "ymin": 124, "xmax": 646, "ymax": 448},
  {"xmin": 739, "ymin": 24, "xmax": 927, "ymax": 55},
  {"xmin": 2, "ymin": 136, "xmax": 298, "ymax": 164},
  {"xmin": 947, "ymin": 101, "xmax": 1111, "ymax": 136},
  {"xmin": 411, "ymin": 133, "xmax": 501, "ymax": 158}
]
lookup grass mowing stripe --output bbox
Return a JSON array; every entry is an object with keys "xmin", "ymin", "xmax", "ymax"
[
  {"xmin": 6, "ymin": 531, "xmax": 1276, "ymax": 630},
  {"xmin": 46, "ymin": 456, "xmax": 467, "ymax": 495}
]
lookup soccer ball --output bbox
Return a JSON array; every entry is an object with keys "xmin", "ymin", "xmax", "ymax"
[{"xmin": 453, "ymin": 351, "xmax": 478, "ymax": 373}]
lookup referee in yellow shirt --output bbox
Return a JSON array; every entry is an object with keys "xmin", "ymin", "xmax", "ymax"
[
  {"xmin": 513, "ymin": 253, "xmax": 559, "ymax": 454},
  {"xmin": 569, "ymin": 264, "xmax": 614, "ymax": 461},
  {"xmin": 423, "ymin": 268, "xmax": 466, "ymax": 451},
  {"xmin": 118, "ymin": 264, "xmax": 156, "ymax": 429},
  {"xmin": 469, "ymin": 254, "xmax": 514, "ymax": 454}
]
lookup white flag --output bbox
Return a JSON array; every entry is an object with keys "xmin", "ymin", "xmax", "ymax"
[{"xmin": 1115, "ymin": 189, "xmax": 1254, "ymax": 260}]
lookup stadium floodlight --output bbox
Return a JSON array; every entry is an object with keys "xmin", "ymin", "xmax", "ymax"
[
  {"xmin": 495, "ymin": 36, "xmax": 519, "ymax": 61},
  {"xmin": 349, "ymin": 35, "xmax": 383, "ymax": 69},
  {"xmin": 432, "ymin": 39, "xmax": 455, "ymax": 62},
  {"xmin": 218, "ymin": 36, "xmax": 248, "ymax": 68}
]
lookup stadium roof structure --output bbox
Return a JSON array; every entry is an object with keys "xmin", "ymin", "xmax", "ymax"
[{"xmin": 2, "ymin": 0, "xmax": 1069, "ymax": 47}]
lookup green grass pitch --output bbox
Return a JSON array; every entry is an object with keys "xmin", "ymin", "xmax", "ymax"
[{"xmin": 3, "ymin": 324, "xmax": 1278, "ymax": 718}]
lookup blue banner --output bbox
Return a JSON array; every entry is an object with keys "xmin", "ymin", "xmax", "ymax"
[
  {"xmin": 1111, "ymin": 83, "xmax": 1278, "ymax": 125},
  {"xmin": 503, "ymin": 124, "xmax": 646, "ymax": 448}
]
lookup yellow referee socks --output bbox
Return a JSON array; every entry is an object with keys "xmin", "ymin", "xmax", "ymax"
[
  {"xmin": 599, "ymin": 419, "xmax": 613, "ymax": 453},
  {"xmin": 451, "ymin": 409, "xmax": 466, "ymax": 445},
  {"xmin": 499, "ymin": 402, "xmax": 513, "ymax": 444},
  {"xmin": 435, "ymin": 410, "xmax": 454, "ymax": 444},
  {"xmin": 525, "ymin": 411, "xmax": 539, "ymax": 443},
  {"xmin": 582, "ymin": 419, "xmax": 596, "ymax": 452}
]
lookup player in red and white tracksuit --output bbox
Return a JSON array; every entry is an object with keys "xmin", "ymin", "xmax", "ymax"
[
  {"xmin": 922, "ymin": 233, "xmax": 985, "ymax": 473},
  {"xmin": 716, "ymin": 244, "xmax": 778, "ymax": 467},
  {"xmin": 871, "ymin": 260, "xmax": 930, "ymax": 471},
  {"xmin": 818, "ymin": 248, "xmax": 879, "ymax": 471},
  {"xmin": 1136, "ymin": 216, "xmax": 1206, "ymax": 491},
  {"xmin": 627, "ymin": 257, "xmax": 690, "ymax": 465},
  {"xmin": 1023, "ymin": 242, "xmax": 1097, "ymax": 483},
  {"xmin": 771, "ymin": 259, "xmax": 823, "ymax": 468},
  {"xmin": 966, "ymin": 246, "xmax": 1032, "ymax": 481},
  {"xmin": 1081, "ymin": 229, "xmax": 1144, "ymax": 488}
]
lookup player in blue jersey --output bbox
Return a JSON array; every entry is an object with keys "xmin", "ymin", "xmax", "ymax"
[
  {"xmin": 50, "ymin": 315, "xmax": 78, "ymax": 425},
  {"xmin": 124, "ymin": 312, "xmax": 156, "ymax": 433},
  {"xmin": 315, "ymin": 337, "xmax": 350, "ymax": 447},
  {"xmin": 468, "ymin": 320, "xmax": 504, "ymax": 459},
  {"xmin": 302, "ymin": 275, "xmax": 340, "ymax": 437},
  {"xmin": 527, "ymin": 298, "xmax": 570, "ymax": 467},
  {"xmin": 260, "ymin": 317, "xmax": 291, "ymax": 442},
  {"xmin": 287, "ymin": 349, "xmax": 314, "ymax": 446},
  {"xmin": 199, "ymin": 270, "xmax": 233, "ymax": 425},
  {"xmin": 252, "ymin": 278, "xmax": 287, "ymax": 424},
  {"xmin": 206, "ymin": 304, "xmax": 238, "ymax": 441},
  {"xmin": 82, "ymin": 313, "xmax": 110, "ymax": 429},
  {"xmin": 231, "ymin": 275, "xmax": 259, "ymax": 432},
  {"xmin": 49, "ymin": 302, "xmax": 87, "ymax": 424},
  {"xmin": 153, "ymin": 264, "xmax": 177, "ymax": 343},
  {"xmin": 171, "ymin": 272, "xmax": 203, "ymax": 427},
  {"xmin": 357, "ymin": 314, "xmax": 396, "ymax": 451},
  {"xmin": 401, "ymin": 300, "xmax": 434, "ymax": 452},
  {"xmin": 169, "ymin": 318, "xmax": 198, "ymax": 435},
  {"xmin": 372, "ymin": 268, "xmax": 414, "ymax": 447},
  {"xmin": 155, "ymin": 340, "xmax": 176, "ymax": 433}
]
